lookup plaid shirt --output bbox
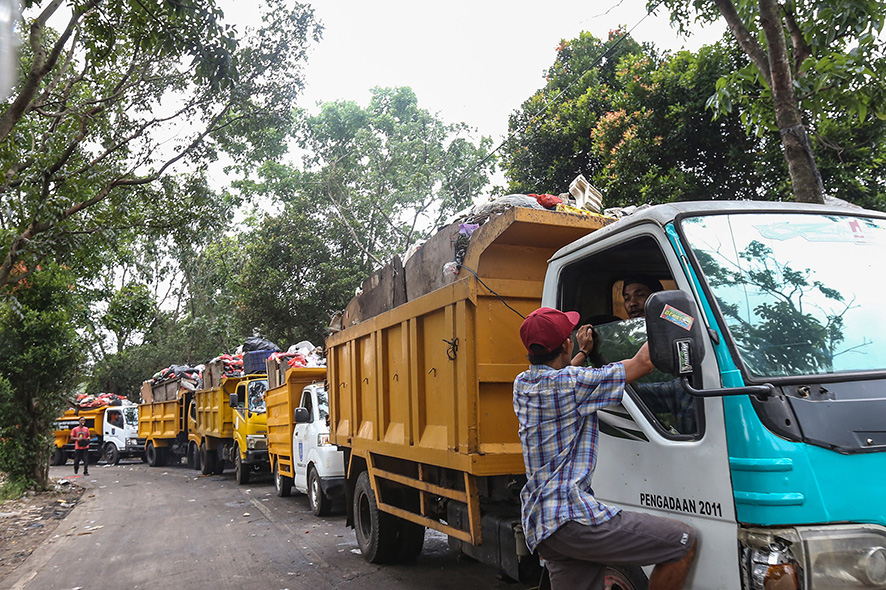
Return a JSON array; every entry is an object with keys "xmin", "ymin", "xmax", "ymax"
[{"xmin": 513, "ymin": 362, "xmax": 626, "ymax": 551}]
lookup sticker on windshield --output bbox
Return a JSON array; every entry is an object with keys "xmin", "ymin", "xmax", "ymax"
[{"xmin": 660, "ymin": 305, "xmax": 695, "ymax": 331}]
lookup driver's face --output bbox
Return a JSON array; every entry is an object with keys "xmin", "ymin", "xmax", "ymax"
[{"xmin": 623, "ymin": 282, "xmax": 653, "ymax": 318}]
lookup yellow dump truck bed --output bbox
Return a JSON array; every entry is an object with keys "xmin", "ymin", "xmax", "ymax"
[
  {"xmin": 266, "ymin": 367, "xmax": 327, "ymax": 478},
  {"xmin": 137, "ymin": 399, "xmax": 184, "ymax": 440},
  {"xmin": 327, "ymin": 207, "xmax": 609, "ymax": 477},
  {"xmin": 193, "ymin": 376, "xmax": 243, "ymax": 439}
]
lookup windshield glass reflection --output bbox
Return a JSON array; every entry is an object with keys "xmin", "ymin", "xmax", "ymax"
[
  {"xmin": 247, "ymin": 380, "xmax": 268, "ymax": 412},
  {"xmin": 681, "ymin": 213, "xmax": 886, "ymax": 378}
]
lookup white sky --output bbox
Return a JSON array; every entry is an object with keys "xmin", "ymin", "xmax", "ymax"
[{"xmin": 248, "ymin": 0, "xmax": 725, "ymax": 145}]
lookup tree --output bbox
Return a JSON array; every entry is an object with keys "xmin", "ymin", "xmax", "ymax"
[
  {"xmin": 588, "ymin": 43, "xmax": 780, "ymax": 204},
  {"xmin": 0, "ymin": 0, "xmax": 321, "ymax": 289},
  {"xmin": 659, "ymin": 0, "xmax": 886, "ymax": 204},
  {"xmin": 502, "ymin": 31, "xmax": 647, "ymax": 195},
  {"xmin": 0, "ymin": 264, "xmax": 82, "ymax": 491},
  {"xmin": 294, "ymin": 87, "xmax": 494, "ymax": 267},
  {"xmin": 232, "ymin": 162, "xmax": 371, "ymax": 347},
  {"xmin": 502, "ymin": 31, "xmax": 778, "ymax": 203}
]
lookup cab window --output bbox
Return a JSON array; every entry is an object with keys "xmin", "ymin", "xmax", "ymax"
[
  {"xmin": 299, "ymin": 390, "xmax": 314, "ymax": 422},
  {"xmin": 557, "ymin": 234, "xmax": 703, "ymax": 440}
]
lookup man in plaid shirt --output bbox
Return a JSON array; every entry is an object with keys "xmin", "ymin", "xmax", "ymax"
[{"xmin": 513, "ymin": 307, "xmax": 696, "ymax": 590}]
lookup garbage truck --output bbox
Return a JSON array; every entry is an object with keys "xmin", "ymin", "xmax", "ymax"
[
  {"xmin": 265, "ymin": 365, "xmax": 345, "ymax": 515},
  {"xmin": 325, "ymin": 206, "xmax": 610, "ymax": 578},
  {"xmin": 139, "ymin": 354, "xmax": 271, "ymax": 482},
  {"xmin": 328, "ymin": 199, "xmax": 886, "ymax": 589},
  {"xmin": 53, "ymin": 401, "xmax": 144, "ymax": 465},
  {"xmin": 537, "ymin": 199, "xmax": 886, "ymax": 589}
]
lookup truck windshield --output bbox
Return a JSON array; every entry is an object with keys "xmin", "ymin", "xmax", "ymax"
[
  {"xmin": 681, "ymin": 212, "xmax": 886, "ymax": 378},
  {"xmin": 316, "ymin": 389, "xmax": 329, "ymax": 422},
  {"xmin": 247, "ymin": 380, "xmax": 268, "ymax": 413},
  {"xmin": 122, "ymin": 407, "xmax": 138, "ymax": 426}
]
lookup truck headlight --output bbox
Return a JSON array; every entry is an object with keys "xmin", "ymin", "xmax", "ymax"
[
  {"xmin": 739, "ymin": 525, "xmax": 886, "ymax": 590},
  {"xmin": 246, "ymin": 435, "xmax": 267, "ymax": 450},
  {"xmin": 126, "ymin": 438, "xmax": 138, "ymax": 446},
  {"xmin": 318, "ymin": 433, "xmax": 330, "ymax": 446}
]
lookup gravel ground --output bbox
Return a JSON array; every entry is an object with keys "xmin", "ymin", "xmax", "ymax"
[{"xmin": 0, "ymin": 476, "xmax": 84, "ymax": 583}]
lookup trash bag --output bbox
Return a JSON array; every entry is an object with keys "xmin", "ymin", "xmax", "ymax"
[{"xmin": 243, "ymin": 336, "xmax": 280, "ymax": 352}]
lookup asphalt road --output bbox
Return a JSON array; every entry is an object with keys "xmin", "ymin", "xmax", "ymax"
[{"xmin": 1, "ymin": 460, "xmax": 519, "ymax": 590}]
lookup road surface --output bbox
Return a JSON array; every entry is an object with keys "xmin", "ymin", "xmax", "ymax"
[{"xmin": 0, "ymin": 460, "xmax": 521, "ymax": 590}]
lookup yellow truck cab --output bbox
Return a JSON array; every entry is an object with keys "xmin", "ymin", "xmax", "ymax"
[{"xmin": 224, "ymin": 374, "xmax": 270, "ymax": 484}]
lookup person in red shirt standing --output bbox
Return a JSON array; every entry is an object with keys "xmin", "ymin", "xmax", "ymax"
[{"xmin": 70, "ymin": 417, "xmax": 91, "ymax": 476}]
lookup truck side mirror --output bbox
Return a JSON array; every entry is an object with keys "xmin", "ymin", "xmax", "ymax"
[
  {"xmin": 294, "ymin": 407, "xmax": 311, "ymax": 424},
  {"xmin": 645, "ymin": 290, "xmax": 706, "ymax": 376},
  {"xmin": 229, "ymin": 393, "xmax": 238, "ymax": 408}
]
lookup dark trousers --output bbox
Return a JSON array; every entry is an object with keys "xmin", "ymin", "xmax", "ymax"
[{"xmin": 73, "ymin": 448, "xmax": 89, "ymax": 474}]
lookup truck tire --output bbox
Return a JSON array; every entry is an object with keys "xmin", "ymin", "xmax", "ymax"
[
  {"xmin": 274, "ymin": 462, "xmax": 292, "ymax": 497},
  {"xmin": 188, "ymin": 442, "xmax": 201, "ymax": 471},
  {"xmin": 234, "ymin": 444, "xmax": 250, "ymax": 485},
  {"xmin": 200, "ymin": 442, "xmax": 215, "ymax": 475},
  {"xmin": 309, "ymin": 466, "xmax": 332, "ymax": 516},
  {"xmin": 146, "ymin": 442, "xmax": 160, "ymax": 467},
  {"xmin": 392, "ymin": 488, "xmax": 425, "ymax": 563},
  {"xmin": 353, "ymin": 471, "xmax": 398, "ymax": 563},
  {"xmin": 102, "ymin": 443, "xmax": 120, "ymax": 465},
  {"xmin": 52, "ymin": 447, "xmax": 66, "ymax": 466},
  {"xmin": 605, "ymin": 566, "xmax": 649, "ymax": 590}
]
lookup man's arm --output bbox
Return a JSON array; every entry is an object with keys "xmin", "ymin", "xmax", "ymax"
[{"xmin": 622, "ymin": 342, "xmax": 654, "ymax": 383}]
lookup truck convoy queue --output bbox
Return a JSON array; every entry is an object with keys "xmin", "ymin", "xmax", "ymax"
[{"xmin": 52, "ymin": 194, "xmax": 886, "ymax": 590}]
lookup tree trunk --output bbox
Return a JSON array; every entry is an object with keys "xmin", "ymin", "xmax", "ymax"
[{"xmin": 758, "ymin": 0, "xmax": 824, "ymax": 204}]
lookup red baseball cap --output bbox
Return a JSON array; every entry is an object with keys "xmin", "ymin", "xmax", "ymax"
[{"xmin": 519, "ymin": 307, "xmax": 581, "ymax": 354}]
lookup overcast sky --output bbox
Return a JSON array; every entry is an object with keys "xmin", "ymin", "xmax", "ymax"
[
  {"xmin": 286, "ymin": 1, "xmax": 724, "ymax": 141},
  {"xmin": 219, "ymin": 1, "xmax": 725, "ymax": 194}
]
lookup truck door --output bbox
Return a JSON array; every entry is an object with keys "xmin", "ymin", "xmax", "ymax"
[
  {"xmin": 292, "ymin": 387, "xmax": 315, "ymax": 488},
  {"xmin": 550, "ymin": 227, "xmax": 739, "ymax": 589},
  {"xmin": 103, "ymin": 408, "xmax": 126, "ymax": 448}
]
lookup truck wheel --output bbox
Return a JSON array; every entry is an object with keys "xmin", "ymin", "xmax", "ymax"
[
  {"xmin": 353, "ymin": 471, "xmax": 397, "ymax": 563},
  {"xmin": 234, "ymin": 444, "xmax": 250, "ymax": 485},
  {"xmin": 200, "ymin": 442, "xmax": 215, "ymax": 475},
  {"xmin": 102, "ymin": 443, "xmax": 120, "ymax": 465},
  {"xmin": 52, "ymin": 447, "xmax": 66, "ymax": 466},
  {"xmin": 605, "ymin": 566, "xmax": 649, "ymax": 590},
  {"xmin": 274, "ymin": 462, "xmax": 292, "ymax": 497},
  {"xmin": 188, "ymin": 442, "xmax": 201, "ymax": 471},
  {"xmin": 146, "ymin": 442, "xmax": 159, "ymax": 467},
  {"xmin": 309, "ymin": 466, "xmax": 332, "ymax": 516}
]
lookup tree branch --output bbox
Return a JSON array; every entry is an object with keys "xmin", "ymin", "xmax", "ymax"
[{"xmin": 712, "ymin": 0, "xmax": 773, "ymax": 88}]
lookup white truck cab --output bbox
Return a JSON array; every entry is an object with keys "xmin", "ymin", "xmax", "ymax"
[
  {"xmin": 292, "ymin": 382, "xmax": 345, "ymax": 516},
  {"xmin": 101, "ymin": 405, "xmax": 144, "ymax": 464}
]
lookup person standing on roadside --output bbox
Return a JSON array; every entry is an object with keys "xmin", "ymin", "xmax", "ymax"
[
  {"xmin": 513, "ymin": 307, "xmax": 696, "ymax": 590},
  {"xmin": 71, "ymin": 417, "xmax": 90, "ymax": 476}
]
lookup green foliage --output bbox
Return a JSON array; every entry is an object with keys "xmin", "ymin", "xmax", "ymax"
[
  {"xmin": 0, "ymin": 0, "xmax": 321, "ymax": 289},
  {"xmin": 294, "ymin": 87, "xmax": 494, "ymax": 266},
  {"xmin": 102, "ymin": 283, "xmax": 156, "ymax": 353},
  {"xmin": 232, "ymin": 162, "xmax": 369, "ymax": 347},
  {"xmin": 503, "ymin": 30, "xmax": 646, "ymax": 195},
  {"xmin": 658, "ymin": 0, "xmax": 886, "ymax": 204},
  {"xmin": 503, "ymin": 32, "xmax": 786, "ymax": 204},
  {"xmin": 0, "ymin": 264, "xmax": 83, "ymax": 490}
]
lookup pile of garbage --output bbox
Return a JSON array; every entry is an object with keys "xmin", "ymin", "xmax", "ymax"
[
  {"xmin": 73, "ymin": 392, "xmax": 130, "ymax": 408},
  {"xmin": 268, "ymin": 340, "xmax": 326, "ymax": 369},
  {"xmin": 208, "ymin": 353, "xmax": 243, "ymax": 379},
  {"xmin": 150, "ymin": 364, "xmax": 203, "ymax": 390}
]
